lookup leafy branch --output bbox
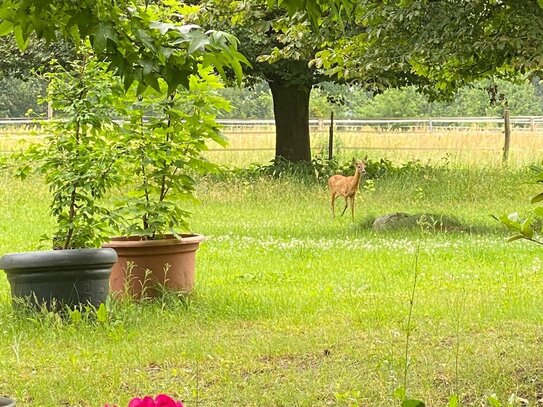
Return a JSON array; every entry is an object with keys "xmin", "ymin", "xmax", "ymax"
[{"xmin": 495, "ymin": 166, "xmax": 543, "ymax": 245}]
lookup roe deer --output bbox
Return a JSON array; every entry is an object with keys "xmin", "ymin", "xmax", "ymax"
[{"xmin": 328, "ymin": 159, "xmax": 366, "ymax": 221}]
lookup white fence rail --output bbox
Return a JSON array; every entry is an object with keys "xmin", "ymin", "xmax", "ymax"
[{"xmin": 2, "ymin": 116, "xmax": 543, "ymax": 131}]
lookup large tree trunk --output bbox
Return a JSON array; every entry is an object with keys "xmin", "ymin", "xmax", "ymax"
[{"xmin": 269, "ymin": 80, "xmax": 312, "ymax": 162}]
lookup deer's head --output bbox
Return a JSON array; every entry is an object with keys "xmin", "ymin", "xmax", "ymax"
[{"xmin": 354, "ymin": 159, "xmax": 366, "ymax": 174}]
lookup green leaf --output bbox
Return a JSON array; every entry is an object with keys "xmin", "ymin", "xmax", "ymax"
[
  {"xmin": 448, "ymin": 394, "xmax": 459, "ymax": 407},
  {"xmin": 531, "ymin": 192, "xmax": 543, "ymax": 204},
  {"xmin": 487, "ymin": 395, "xmax": 502, "ymax": 407},
  {"xmin": 134, "ymin": 28, "xmax": 156, "ymax": 52},
  {"xmin": 147, "ymin": 75, "xmax": 161, "ymax": 93},
  {"xmin": 187, "ymin": 32, "xmax": 208, "ymax": 55},
  {"xmin": 149, "ymin": 21, "xmax": 173, "ymax": 35},
  {"xmin": 507, "ymin": 212, "xmax": 521, "ymax": 223},
  {"xmin": 96, "ymin": 303, "xmax": 108, "ymax": 323},
  {"xmin": 507, "ymin": 235, "xmax": 526, "ymax": 242},
  {"xmin": 159, "ymin": 46, "xmax": 174, "ymax": 59},
  {"xmin": 93, "ymin": 23, "xmax": 118, "ymax": 53},
  {"xmin": 497, "ymin": 212, "xmax": 523, "ymax": 232},
  {"xmin": 175, "ymin": 24, "xmax": 201, "ymax": 35},
  {"xmin": 0, "ymin": 20, "xmax": 14, "ymax": 36},
  {"xmin": 123, "ymin": 70, "xmax": 136, "ymax": 91},
  {"xmin": 136, "ymin": 81, "xmax": 148, "ymax": 96},
  {"xmin": 140, "ymin": 59, "xmax": 156, "ymax": 76},
  {"xmin": 13, "ymin": 25, "xmax": 28, "ymax": 51},
  {"xmin": 69, "ymin": 309, "xmax": 82, "ymax": 324},
  {"xmin": 305, "ymin": 0, "xmax": 323, "ymax": 27},
  {"xmin": 394, "ymin": 387, "xmax": 406, "ymax": 401},
  {"xmin": 402, "ymin": 399, "xmax": 426, "ymax": 407},
  {"xmin": 521, "ymin": 219, "xmax": 534, "ymax": 238},
  {"xmin": 69, "ymin": 24, "xmax": 81, "ymax": 44}
]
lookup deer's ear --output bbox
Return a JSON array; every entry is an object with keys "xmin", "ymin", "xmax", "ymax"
[
  {"xmin": 352, "ymin": 157, "xmax": 356, "ymax": 164},
  {"xmin": 363, "ymin": 155, "xmax": 368, "ymax": 162}
]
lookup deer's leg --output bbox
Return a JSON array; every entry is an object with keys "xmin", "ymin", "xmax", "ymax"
[
  {"xmin": 330, "ymin": 192, "xmax": 337, "ymax": 218},
  {"xmin": 341, "ymin": 196, "xmax": 349, "ymax": 216},
  {"xmin": 350, "ymin": 195, "xmax": 355, "ymax": 221}
]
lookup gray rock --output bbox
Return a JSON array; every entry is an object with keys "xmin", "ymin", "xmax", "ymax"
[
  {"xmin": 372, "ymin": 212, "xmax": 464, "ymax": 232},
  {"xmin": 372, "ymin": 212, "xmax": 416, "ymax": 231}
]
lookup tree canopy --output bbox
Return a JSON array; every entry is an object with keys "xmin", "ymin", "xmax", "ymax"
[
  {"xmin": 0, "ymin": 0, "xmax": 248, "ymax": 92},
  {"xmin": 189, "ymin": 0, "xmax": 353, "ymax": 161},
  {"xmin": 277, "ymin": 0, "xmax": 543, "ymax": 97}
]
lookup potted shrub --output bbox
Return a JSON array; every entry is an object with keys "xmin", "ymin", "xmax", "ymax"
[
  {"xmin": 104, "ymin": 66, "xmax": 229, "ymax": 299},
  {"xmin": 0, "ymin": 54, "xmax": 122, "ymax": 309}
]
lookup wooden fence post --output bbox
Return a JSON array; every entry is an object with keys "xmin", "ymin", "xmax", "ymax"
[
  {"xmin": 328, "ymin": 111, "xmax": 334, "ymax": 160},
  {"xmin": 502, "ymin": 108, "xmax": 511, "ymax": 162},
  {"xmin": 47, "ymin": 101, "xmax": 53, "ymax": 119}
]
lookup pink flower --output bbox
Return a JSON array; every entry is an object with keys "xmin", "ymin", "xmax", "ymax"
[
  {"xmin": 155, "ymin": 395, "xmax": 184, "ymax": 407},
  {"xmin": 128, "ymin": 396, "xmax": 156, "ymax": 407},
  {"xmin": 127, "ymin": 394, "xmax": 184, "ymax": 407}
]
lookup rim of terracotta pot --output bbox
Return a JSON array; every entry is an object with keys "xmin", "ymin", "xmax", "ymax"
[
  {"xmin": 103, "ymin": 234, "xmax": 205, "ymax": 248},
  {"xmin": 0, "ymin": 248, "xmax": 118, "ymax": 272}
]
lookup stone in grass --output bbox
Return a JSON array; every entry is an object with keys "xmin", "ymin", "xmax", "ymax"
[{"xmin": 372, "ymin": 212, "xmax": 465, "ymax": 232}]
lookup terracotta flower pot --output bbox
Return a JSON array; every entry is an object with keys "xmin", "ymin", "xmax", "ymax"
[{"xmin": 103, "ymin": 234, "xmax": 204, "ymax": 299}]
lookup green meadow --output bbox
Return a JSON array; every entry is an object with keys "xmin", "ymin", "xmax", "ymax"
[{"xmin": 1, "ymin": 155, "xmax": 543, "ymax": 406}]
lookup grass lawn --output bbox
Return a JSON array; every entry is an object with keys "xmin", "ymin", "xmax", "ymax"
[{"xmin": 1, "ymin": 161, "xmax": 543, "ymax": 406}]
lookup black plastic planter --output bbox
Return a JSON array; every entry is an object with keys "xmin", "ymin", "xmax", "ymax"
[
  {"xmin": 0, "ymin": 397, "xmax": 16, "ymax": 407},
  {"xmin": 0, "ymin": 248, "xmax": 117, "ymax": 310}
]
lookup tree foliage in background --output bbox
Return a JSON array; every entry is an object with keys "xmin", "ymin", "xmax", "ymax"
[
  {"xmin": 3, "ymin": 1, "xmax": 543, "ymax": 121},
  {"xmin": 218, "ymin": 80, "xmax": 274, "ymax": 119},
  {"xmin": 355, "ymin": 80, "xmax": 543, "ymax": 118},
  {"xmin": 0, "ymin": 34, "xmax": 75, "ymax": 79},
  {"xmin": 193, "ymin": 0, "xmax": 543, "ymax": 162},
  {"xmin": 0, "ymin": 77, "xmax": 45, "ymax": 117},
  {"xmin": 3, "ymin": 76, "xmax": 543, "ymax": 119},
  {"xmin": 216, "ymin": 78, "xmax": 543, "ymax": 119},
  {"xmin": 0, "ymin": 34, "xmax": 75, "ymax": 117}
]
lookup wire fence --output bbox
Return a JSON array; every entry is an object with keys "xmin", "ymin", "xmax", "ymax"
[{"xmin": 2, "ymin": 116, "xmax": 543, "ymax": 164}]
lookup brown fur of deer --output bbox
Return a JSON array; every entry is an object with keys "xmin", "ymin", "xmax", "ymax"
[{"xmin": 328, "ymin": 159, "xmax": 366, "ymax": 221}]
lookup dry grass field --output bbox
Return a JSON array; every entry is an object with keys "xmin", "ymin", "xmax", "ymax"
[
  {"xmin": 216, "ymin": 126, "xmax": 543, "ymax": 166},
  {"xmin": 3, "ymin": 123, "xmax": 543, "ymax": 167}
]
